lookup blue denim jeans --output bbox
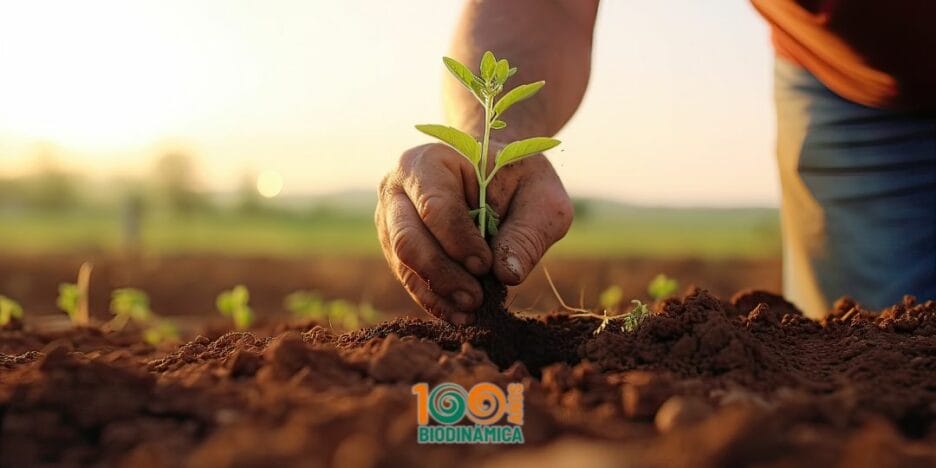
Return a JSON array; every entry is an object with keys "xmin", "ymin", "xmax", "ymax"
[{"xmin": 774, "ymin": 58, "xmax": 936, "ymax": 316}]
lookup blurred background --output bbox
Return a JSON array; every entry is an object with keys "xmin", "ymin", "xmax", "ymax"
[{"xmin": 0, "ymin": 0, "xmax": 781, "ymax": 322}]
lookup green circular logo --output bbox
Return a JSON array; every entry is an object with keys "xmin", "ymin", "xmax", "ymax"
[{"xmin": 428, "ymin": 383, "xmax": 467, "ymax": 425}]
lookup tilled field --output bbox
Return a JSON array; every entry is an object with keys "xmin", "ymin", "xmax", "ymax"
[{"xmin": 1, "ymin": 289, "xmax": 934, "ymax": 467}]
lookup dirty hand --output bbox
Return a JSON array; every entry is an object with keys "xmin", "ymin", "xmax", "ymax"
[{"xmin": 376, "ymin": 143, "xmax": 573, "ymax": 325}]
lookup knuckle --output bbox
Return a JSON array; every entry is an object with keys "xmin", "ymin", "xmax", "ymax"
[
  {"xmin": 389, "ymin": 224, "xmax": 421, "ymax": 265},
  {"xmin": 508, "ymin": 222, "xmax": 548, "ymax": 264},
  {"xmin": 413, "ymin": 192, "xmax": 448, "ymax": 224}
]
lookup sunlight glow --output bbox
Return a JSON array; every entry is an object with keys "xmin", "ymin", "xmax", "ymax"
[{"xmin": 256, "ymin": 170, "xmax": 284, "ymax": 198}]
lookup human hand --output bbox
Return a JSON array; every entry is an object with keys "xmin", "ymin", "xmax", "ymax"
[{"xmin": 376, "ymin": 142, "xmax": 572, "ymax": 324}]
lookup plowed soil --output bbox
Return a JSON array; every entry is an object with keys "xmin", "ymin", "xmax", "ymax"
[{"xmin": 1, "ymin": 288, "xmax": 934, "ymax": 467}]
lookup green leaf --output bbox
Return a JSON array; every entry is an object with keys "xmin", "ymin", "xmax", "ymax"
[
  {"xmin": 485, "ymin": 209, "xmax": 500, "ymax": 236},
  {"xmin": 622, "ymin": 300, "xmax": 649, "ymax": 333},
  {"xmin": 480, "ymin": 51, "xmax": 496, "ymax": 81},
  {"xmin": 490, "ymin": 120, "xmax": 506, "ymax": 130},
  {"xmin": 507, "ymin": 67, "xmax": 518, "ymax": 78},
  {"xmin": 0, "ymin": 295, "xmax": 23, "ymax": 325},
  {"xmin": 494, "ymin": 59, "xmax": 509, "ymax": 83},
  {"xmin": 599, "ymin": 286, "xmax": 623, "ymax": 310},
  {"xmin": 415, "ymin": 124, "xmax": 480, "ymax": 165},
  {"xmin": 647, "ymin": 274, "xmax": 679, "ymax": 300},
  {"xmin": 493, "ymin": 81, "xmax": 544, "ymax": 116},
  {"xmin": 443, "ymin": 57, "xmax": 483, "ymax": 98},
  {"xmin": 57, "ymin": 283, "xmax": 79, "ymax": 318},
  {"xmin": 495, "ymin": 137, "xmax": 561, "ymax": 167},
  {"xmin": 110, "ymin": 288, "xmax": 151, "ymax": 322}
]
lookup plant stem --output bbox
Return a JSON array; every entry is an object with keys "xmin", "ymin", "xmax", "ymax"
[{"xmin": 478, "ymin": 95, "xmax": 493, "ymax": 237}]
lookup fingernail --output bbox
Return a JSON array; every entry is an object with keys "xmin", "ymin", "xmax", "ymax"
[
  {"xmin": 505, "ymin": 256, "xmax": 524, "ymax": 280},
  {"xmin": 465, "ymin": 256, "xmax": 485, "ymax": 275},
  {"xmin": 452, "ymin": 290, "xmax": 474, "ymax": 310}
]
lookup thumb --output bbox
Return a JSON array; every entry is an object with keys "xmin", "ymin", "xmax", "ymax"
[{"xmin": 491, "ymin": 187, "xmax": 573, "ymax": 285}]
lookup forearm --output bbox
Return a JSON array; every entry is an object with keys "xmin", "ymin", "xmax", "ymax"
[{"xmin": 445, "ymin": 0, "xmax": 599, "ymax": 140}]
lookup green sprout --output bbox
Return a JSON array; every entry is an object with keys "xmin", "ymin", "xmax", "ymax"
[
  {"xmin": 620, "ymin": 300, "xmax": 650, "ymax": 333},
  {"xmin": 545, "ymin": 269, "xmax": 650, "ymax": 336},
  {"xmin": 106, "ymin": 288, "xmax": 179, "ymax": 344},
  {"xmin": 109, "ymin": 288, "xmax": 152, "ymax": 331},
  {"xmin": 0, "ymin": 295, "xmax": 24, "ymax": 326},
  {"xmin": 217, "ymin": 285, "xmax": 254, "ymax": 330},
  {"xmin": 416, "ymin": 50, "xmax": 560, "ymax": 237},
  {"xmin": 570, "ymin": 300, "xmax": 650, "ymax": 336},
  {"xmin": 57, "ymin": 283, "xmax": 81, "ymax": 323},
  {"xmin": 284, "ymin": 290, "xmax": 380, "ymax": 330},
  {"xmin": 599, "ymin": 285, "xmax": 624, "ymax": 310},
  {"xmin": 648, "ymin": 274, "xmax": 679, "ymax": 300},
  {"xmin": 142, "ymin": 320, "xmax": 180, "ymax": 345},
  {"xmin": 57, "ymin": 262, "xmax": 93, "ymax": 326}
]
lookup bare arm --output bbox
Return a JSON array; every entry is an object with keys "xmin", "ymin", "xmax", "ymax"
[{"xmin": 446, "ymin": 0, "xmax": 599, "ymax": 139}]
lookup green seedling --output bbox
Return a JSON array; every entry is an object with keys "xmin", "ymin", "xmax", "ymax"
[
  {"xmin": 599, "ymin": 285, "xmax": 624, "ymax": 310},
  {"xmin": 142, "ymin": 320, "xmax": 180, "ymax": 345},
  {"xmin": 57, "ymin": 262, "xmax": 93, "ymax": 326},
  {"xmin": 545, "ymin": 269, "xmax": 650, "ymax": 336},
  {"xmin": 284, "ymin": 290, "xmax": 380, "ymax": 330},
  {"xmin": 217, "ymin": 285, "xmax": 254, "ymax": 330},
  {"xmin": 0, "ymin": 295, "xmax": 24, "ymax": 326},
  {"xmin": 648, "ymin": 274, "xmax": 679, "ymax": 301},
  {"xmin": 107, "ymin": 288, "xmax": 179, "ymax": 344},
  {"xmin": 416, "ymin": 50, "xmax": 561, "ymax": 237},
  {"xmin": 109, "ymin": 288, "xmax": 152, "ymax": 331}
]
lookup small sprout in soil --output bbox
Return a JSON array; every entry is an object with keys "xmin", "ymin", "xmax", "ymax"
[
  {"xmin": 621, "ymin": 300, "xmax": 650, "ymax": 333},
  {"xmin": 0, "ymin": 295, "xmax": 24, "ymax": 326},
  {"xmin": 648, "ymin": 274, "xmax": 679, "ymax": 301},
  {"xmin": 106, "ymin": 288, "xmax": 180, "ymax": 344},
  {"xmin": 109, "ymin": 288, "xmax": 152, "ymax": 331},
  {"xmin": 599, "ymin": 285, "xmax": 624, "ymax": 310},
  {"xmin": 284, "ymin": 290, "xmax": 380, "ymax": 330},
  {"xmin": 57, "ymin": 262, "xmax": 93, "ymax": 326},
  {"xmin": 416, "ymin": 50, "xmax": 561, "ymax": 237},
  {"xmin": 142, "ymin": 320, "xmax": 180, "ymax": 345},
  {"xmin": 545, "ymin": 268, "xmax": 651, "ymax": 336},
  {"xmin": 217, "ymin": 285, "xmax": 254, "ymax": 330}
]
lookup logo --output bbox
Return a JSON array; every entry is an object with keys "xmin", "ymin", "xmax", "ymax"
[{"xmin": 411, "ymin": 382, "xmax": 524, "ymax": 444}]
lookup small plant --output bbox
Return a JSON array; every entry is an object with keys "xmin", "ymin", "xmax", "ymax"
[
  {"xmin": 142, "ymin": 320, "xmax": 180, "ymax": 345},
  {"xmin": 217, "ymin": 285, "xmax": 254, "ymax": 330},
  {"xmin": 106, "ymin": 288, "xmax": 179, "ymax": 344},
  {"xmin": 545, "ymin": 269, "xmax": 650, "ymax": 336},
  {"xmin": 109, "ymin": 288, "xmax": 152, "ymax": 331},
  {"xmin": 648, "ymin": 274, "xmax": 679, "ymax": 300},
  {"xmin": 599, "ymin": 285, "xmax": 624, "ymax": 310},
  {"xmin": 284, "ymin": 290, "xmax": 380, "ymax": 330},
  {"xmin": 0, "ymin": 295, "xmax": 24, "ymax": 326},
  {"xmin": 416, "ymin": 51, "xmax": 560, "ymax": 237},
  {"xmin": 57, "ymin": 262, "xmax": 93, "ymax": 326}
]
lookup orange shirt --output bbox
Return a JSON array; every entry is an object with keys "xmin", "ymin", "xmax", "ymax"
[{"xmin": 752, "ymin": 0, "xmax": 936, "ymax": 111}]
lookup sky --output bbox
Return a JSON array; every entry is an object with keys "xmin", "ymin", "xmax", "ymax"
[{"xmin": 0, "ymin": 0, "xmax": 778, "ymax": 207}]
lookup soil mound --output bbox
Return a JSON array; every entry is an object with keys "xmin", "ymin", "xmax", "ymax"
[{"xmin": 1, "ymin": 289, "xmax": 934, "ymax": 466}]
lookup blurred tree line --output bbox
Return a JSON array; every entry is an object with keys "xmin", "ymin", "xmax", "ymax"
[{"xmin": 0, "ymin": 150, "xmax": 273, "ymax": 217}]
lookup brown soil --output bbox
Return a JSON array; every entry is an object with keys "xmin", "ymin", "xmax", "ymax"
[
  {"xmin": 0, "ymin": 253, "xmax": 781, "ymax": 319},
  {"xmin": 1, "ymin": 288, "xmax": 934, "ymax": 467}
]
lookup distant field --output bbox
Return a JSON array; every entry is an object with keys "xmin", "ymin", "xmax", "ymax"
[{"xmin": 0, "ymin": 205, "xmax": 780, "ymax": 259}]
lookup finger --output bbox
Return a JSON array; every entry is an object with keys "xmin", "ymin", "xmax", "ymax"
[
  {"xmin": 384, "ymin": 189, "xmax": 484, "ymax": 311},
  {"xmin": 377, "ymin": 199, "xmax": 472, "ymax": 324},
  {"xmin": 491, "ymin": 177, "xmax": 573, "ymax": 285},
  {"xmin": 396, "ymin": 262, "xmax": 473, "ymax": 325},
  {"xmin": 400, "ymin": 146, "xmax": 493, "ymax": 275}
]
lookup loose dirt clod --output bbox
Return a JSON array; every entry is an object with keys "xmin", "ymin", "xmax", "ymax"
[{"xmin": 1, "ymin": 288, "xmax": 934, "ymax": 466}]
